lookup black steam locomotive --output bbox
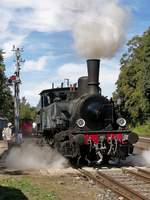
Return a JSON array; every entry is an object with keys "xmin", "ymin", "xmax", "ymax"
[{"xmin": 37, "ymin": 59, "xmax": 138, "ymax": 165}]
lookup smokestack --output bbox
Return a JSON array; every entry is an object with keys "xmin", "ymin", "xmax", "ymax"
[{"xmin": 87, "ymin": 59, "xmax": 100, "ymax": 95}]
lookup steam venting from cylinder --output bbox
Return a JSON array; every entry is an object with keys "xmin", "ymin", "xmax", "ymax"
[{"xmin": 87, "ymin": 59, "xmax": 100, "ymax": 95}]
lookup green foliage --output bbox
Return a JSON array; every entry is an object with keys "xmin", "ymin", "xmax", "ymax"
[
  {"xmin": 0, "ymin": 49, "xmax": 14, "ymax": 121},
  {"xmin": 132, "ymin": 120, "xmax": 150, "ymax": 136},
  {"xmin": 0, "ymin": 177, "xmax": 57, "ymax": 200},
  {"xmin": 114, "ymin": 27, "xmax": 150, "ymax": 126},
  {"xmin": 20, "ymin": 97, "xmax": 36, "ymax": 121}
]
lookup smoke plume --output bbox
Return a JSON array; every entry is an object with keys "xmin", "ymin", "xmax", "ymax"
[
  {"xmin": 5, "ymin": 141, "xmax": 68, "ymax": 170},
  {"xmin": 71, "ymin": 0, "xmax": 130, "ymax": 58}
]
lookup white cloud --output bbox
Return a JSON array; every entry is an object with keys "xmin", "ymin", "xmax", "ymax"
[
  {"xmin": 0, "ymin": 8, "xmax": 12, "ymax": 33},
  {"xmin": 23, "ymin": 56, "xmax": 48, "ymax": 72},
  {"xmin": 1, "ymin": 0, "xmax": 124, "ymax": 34},
  {"xmin": 100, "ymin": 59, "xmax": 120, "ymax": 97},
  {"xmin": 57, "ymin": 63, "xmax": 87, "ymax": 83},
  {"xmin": 0, "ymin": 0, "xmax": 75, "ymax": 33},
  {"xmin": 21, "ymin": 80, "xmax": 51, "ymax": 106},
  {"xmin": 1, "ymin": 0, "xmax": 31, "ymax": 7},
  {"xmin": 100, "ymin": 59, "xmax": 120, "ymax": 83},
  {"xmin": 2, "ymin": 34, "xmax": 27, "ymax": 58},
  {"xmin": 0, "ymin": 0, "xmax": 68, "ymax": 57},
  {"xmin": 0, "ymin": 0, "xmax": 78, "ymax": 59}
]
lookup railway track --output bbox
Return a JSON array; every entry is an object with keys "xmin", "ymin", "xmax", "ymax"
[
  {"xmin": 77, "ymin": 167, "xmax": 150, "ymax": 200},
  {"xmin": 135, "ymin": 167, "xmax": 150, "ymax": 176},
  {"xmin": 122, "ymin": 167, "xmax": 150, "ymax": 182},
  {"xmin": 1, "ymin": 157, "xmax": 150, "ymax": 200},
  {"xmin": 139, "ymin": 137, "xmax": 150, "ymax": 143},
  {"xmin": 135, "ymin": 137, "xmax": 150, "ymax": 150}
]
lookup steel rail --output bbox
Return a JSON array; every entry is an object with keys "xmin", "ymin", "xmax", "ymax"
[
  {"xmin": 135, "ymin": 137, "xmax": 150, "ymax": 150},
  {"xmin": 139, "ymin": 137, "xmax": 150, "ymax": 143},
  {"xmin": 78, "ymin": 169, "xmax": 149, "ymax": 200},
  {"xmin": 122, "ymin": 168, "xmax": 150, "ymax": 183},
  {"xmin": 136, "ymin": 146, "xmax": 149, "ymax": 150},
  {"xmin": 136, "ymin": 168, "xmax": 150, "ymax": 176}
]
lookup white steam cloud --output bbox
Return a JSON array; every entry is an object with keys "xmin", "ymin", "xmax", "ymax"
[
  {"xmin": 72, "ymin": 0, "xmax": 130, "ymax": 58},
  {"xmin": 5, "ymin": 141, "xmax": 68, "ymax": 170},
  {"xmin": 142, "ymin": 150, "xmax": 150, "ymax": 166}
]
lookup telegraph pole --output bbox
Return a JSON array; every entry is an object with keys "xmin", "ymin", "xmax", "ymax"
[{"xmin": 12, "ymin": 46, "xmax": 25, "ymax": 143}]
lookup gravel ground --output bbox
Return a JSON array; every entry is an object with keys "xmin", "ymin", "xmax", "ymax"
[
  {"xmin": 0, "ymin": 167, "xmax": 122, "ymax": 200},
  {"xmin": 0, "ymin": 138, "xmax": 149, "ymax": 200}
]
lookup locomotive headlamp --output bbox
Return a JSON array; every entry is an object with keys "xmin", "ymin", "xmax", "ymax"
[
  {"xmin": 76, "ymin": 118, "xmax": 85, "ymax": 128},
  {"xmin": 116, "ymin": 118, "xmax": 126, "ymax": 127}
]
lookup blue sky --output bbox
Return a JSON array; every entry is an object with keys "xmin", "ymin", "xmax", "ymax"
[{"xmin": 0, "ymin": 0, "xmax": 150, "ymax": 106}]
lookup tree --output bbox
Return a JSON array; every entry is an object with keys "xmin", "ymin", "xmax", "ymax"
[
  {"xmin": 0, "ymin": 49, "xmax": 14, "ymax": 121},
  {"xmin": 114, "ymin": 27, "xmax": 150, "ymax": 126},
  {"xmin": 20, "ymin": 97, "xmax": 36, "ymax": 121}
]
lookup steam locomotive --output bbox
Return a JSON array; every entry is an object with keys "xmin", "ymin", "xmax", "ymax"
[{"xmin": 36, "ymin": 59, "xmax": 138, "ymax": 165}]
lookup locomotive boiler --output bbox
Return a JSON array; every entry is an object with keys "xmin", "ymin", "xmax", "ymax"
[{"xmin": 37, "ymin": 59, "xmax": 138, "ymax": 165}]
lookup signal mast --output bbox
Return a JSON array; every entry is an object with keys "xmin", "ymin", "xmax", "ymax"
[{"xmin": 12, "ymin": 46, "xmax": 25, "ymax": 143}]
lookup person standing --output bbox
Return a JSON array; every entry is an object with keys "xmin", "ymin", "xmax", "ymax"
[
  {"xmin": 18, "ymin": 130, "xmax": 23, "ymax": 144},
  {"xmin": 32, "ymin": 122, "xmax": 37, "ymax": 136},
  {"xmin": 2, "ymin": 122, "xmax": 14, "ymax": 149}
]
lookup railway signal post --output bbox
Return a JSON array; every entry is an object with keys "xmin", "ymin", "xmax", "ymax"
[{"xmin": 12, "ymin": 46, "xmax": 25, "ymax": 143}]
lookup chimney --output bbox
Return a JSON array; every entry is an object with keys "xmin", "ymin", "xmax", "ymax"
[{"xmin": 87, "ymin": 59, "xmax": 100, "ymax": 95}]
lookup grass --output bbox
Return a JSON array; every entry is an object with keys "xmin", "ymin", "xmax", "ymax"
[
  {"xmin": 132, "ymin": 120, "xmax": 150, "ymax": 137},
  {"xmin": 0, "ymin": 177, "xmax": 57, "ymax": 200}
]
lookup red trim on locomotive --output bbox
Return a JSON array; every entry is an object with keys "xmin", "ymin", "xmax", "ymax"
[
  {"xmin": 107, "ymin": 133, "xmax": 122, "ymax": 143},
  {"xmin": 84, "ymin": 134, "xmax": 99, "ymax": 144},
  {"xmin": 107, "ymin": 133, "xmax": 128, "ymax": 144},
  {"xmin": 84, "ymin": 132, "xmax": 128, "ymax": 145}
]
